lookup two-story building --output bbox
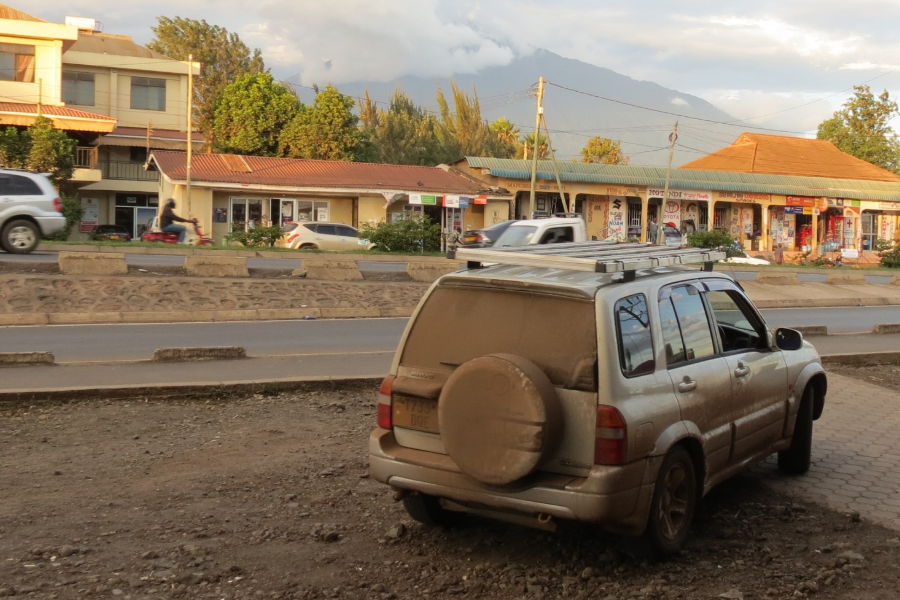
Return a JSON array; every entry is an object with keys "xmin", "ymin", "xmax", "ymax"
[{"xmin": 0, "ymin": 4, "xmax": 200, "ymax": 239}]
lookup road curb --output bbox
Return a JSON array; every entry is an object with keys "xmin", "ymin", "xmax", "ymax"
[
  {"xmin": 821, "ymin": 351, "xmax": 900, "ymax": 366},
  {"xmin": 152, "ymin": 347, "xmax": 247, "ymax": 361},
  {"xmin": 0, "ymin": 375, "xmax": 381, "ymax": 404},
  {"xmin": 873, "ymin": 323, "xmax": 900, "ymax": 334},
  {"xmin": 794, "ymin": 325, "xmax": 828, "ymax": 336},
  {"xmin": 0, "ymin": 306, "xmax": 416, "ymax": 326},
  {"xmin": 0, "ymin": 352, "xmax": 54, "ymax": 365}
]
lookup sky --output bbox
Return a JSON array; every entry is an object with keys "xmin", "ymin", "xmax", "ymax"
[{"xmin": 27, "ymin": 0, "xmax": 900, "ymax": 136}]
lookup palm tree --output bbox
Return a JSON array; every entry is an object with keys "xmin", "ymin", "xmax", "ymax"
[{"xmin": 521, "ymin": 132, "xmax": 549, "ymax": 159}]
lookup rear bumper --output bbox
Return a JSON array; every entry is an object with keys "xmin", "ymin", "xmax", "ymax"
[
  {"xmin": 35, "ymin": 215, "xmax": 66, "ymax": 237},
  {"xmin": 369, "ymin": 429, "xmax": 657, "ymax": 535}
]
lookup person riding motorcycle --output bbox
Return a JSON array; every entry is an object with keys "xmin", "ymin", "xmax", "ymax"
[{"xmin": 160, "ymin": 198, "xmax": 193, "ymax": 243}]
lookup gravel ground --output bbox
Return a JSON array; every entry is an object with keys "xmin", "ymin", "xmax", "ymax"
[
  {"xmin": 2, "ymin": 380, "xmax": 900, "ymax": 600},
  {"xmin": 827, "ymin": 364, "xmax": 900, "ymax": 394}
]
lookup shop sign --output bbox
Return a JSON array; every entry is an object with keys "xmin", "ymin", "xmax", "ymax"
[
  {"xmin": 80, "ymin": 197, "xmax": 99, "ymax": 233},
  {"xmin": 881, "ymin": 215, "xmax": 895, "ymax": 240},
  {"xmin": 648, "ymin": 188, "xmax": 712, "ymax": 201},
  {"xmin": 408, "ymin": 194, "xmax": 422, "ymax": 205},
  {"xmin": 843, "ymin": 206, "xmax": 861, "ymax": 218},
  {"xmin": 714, "ymin": 191, "xmax": 771, "ymax": 202},
  {"xmin": 784, "ymin": 206, "xmax": 804, "ymax": 214},
  {"xmin": 506, "ymin": 181, "xmax": 565, "ymax": 191},
  {"xmin": 474, "ymin": 195, "xmax": 488, "ymax": 205},
  {"xmin": 841, "ymin": 248, "xmax": 860, "ymax": 259},
  {"xmin": 605, "ymin": 186, "xmax": 641, "ymax": 197},
  {"xmin": 827, "ymin": 198, "xmax": 861, "ymax": 208},
  {"xmin": 877, "ymin": 201, "xmax": 900, "ymax": 210},
  {"xmin": 663, "ymin": 199, "xmax": 681, "ymax": 227},
  {"xmin": 786, "ymin": 196, "xmax": 814, "ymax": 207},
  {"xmin": 607, "ymin": 197, "xmax": 626, "ymax": 241},
  {"xmin": 443, "ymin": 195, "xmax": 460, "ymax": 208}
]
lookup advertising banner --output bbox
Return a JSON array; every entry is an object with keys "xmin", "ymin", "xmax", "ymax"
[{"xmin": 80, "ymin": 198, "xmax": 99, "ymax": 233}]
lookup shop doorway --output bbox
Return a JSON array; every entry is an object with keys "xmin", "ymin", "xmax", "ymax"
[
  {"xmin": 115, "ymin": 193, "xmax": 159, "ymax": 239},
  {"xmin": 269, "ymin": 199, "xmax": 298, "ymax": 228},
  {"xmin": 862, "ymin": 212, "xmax": 878, "ymax": 251},
  {"xmin": 795, "ymin": 214, "xmax": 812, "ymax": 250}
]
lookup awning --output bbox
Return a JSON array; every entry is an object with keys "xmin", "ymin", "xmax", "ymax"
[{"xmin": 0, "ymin": 102, "xmax": 116, "ymax": 133}]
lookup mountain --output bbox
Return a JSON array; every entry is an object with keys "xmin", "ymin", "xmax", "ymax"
[{"xmin": 290, "ymin": 49, "xmax": 746, "ymax": 167}]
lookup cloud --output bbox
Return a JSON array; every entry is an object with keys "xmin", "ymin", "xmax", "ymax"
[
  {"xmin": 671, "ymin": 97, "xmax": 690, "ymax": 107},
  {"xmin": 699, "ymin": 89, "xmax": 842, "ymax": 134}
]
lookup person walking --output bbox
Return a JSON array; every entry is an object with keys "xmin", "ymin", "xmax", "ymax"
[
  {"xmin": 774, "ymin": 243, "xmax": 785, "ymax": 265},
  {"xmin": 648, "ymin": 216, "xmax": 658, "ymax": 244}
]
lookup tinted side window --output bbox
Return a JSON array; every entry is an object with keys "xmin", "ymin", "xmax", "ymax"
[
  {"xmin": 539, "ymin": 226, "xmax": 574, "ymax": 244},
  {"xmin": 706, "ymin": 290, "xmax": 766, "ymax": 352},
  {"xmin": 302, "ymin": 223, "xmax": 317, "ymax": 232},
  {"xmin": 7, "ymin": 175, "xmax": 41, "ymax": 196},
  {"xmin": 337, "ymin": 226, "xmax": 358, "ymax": 237},
  {"xmin": 667, "ymin": 285, "xmax": 715, "ymax": 364},
  {"xmin": 659, "ymin": 296, "xmax": 686, "ymax": 364},
  {"xmin": 317, "ymin": 225, "xmax": 336, "ymax": 235},
  {"xmin": 615, "ymin": 294, "xmax": 655, "ymax": 377}
]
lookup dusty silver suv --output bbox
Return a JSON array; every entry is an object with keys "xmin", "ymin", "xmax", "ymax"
[
  {"xmin": 0, "ymin": 169, "xmax": 65, "ymax": 254},
  {"xmin": 369, "ymin": 243, "xmax": 826, "ymax": 557}
]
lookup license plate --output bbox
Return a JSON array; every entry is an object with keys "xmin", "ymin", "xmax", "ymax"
[
  {"xmin": 463, "ymin": 235, "xmax": 477, "ymax": 242},
  {"xmin": 109, "ymin": 236, "xmax": 120, "ymax": 240},
  {"xmin": 358, "ymin": 238, "xmax": 369, "ymax": 245},
  {"xmin": 392, "ymin": 395, "xmax": 439, "ymax": 433}
]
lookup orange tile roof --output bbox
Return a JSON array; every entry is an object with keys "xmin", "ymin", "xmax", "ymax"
[
  {"xmin": 679, "ymin": 132, "xmax": 900, "ymax": 182},
  {"xmin": 0, "ymin": 102, "xmax": 116, "ymax": 132},
  {"xmin": 149, "ymin": 151, "xmax": 509, "ymax": 196}
]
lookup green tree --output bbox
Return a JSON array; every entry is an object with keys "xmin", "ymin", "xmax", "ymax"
[
  {"xmin": 147, "ymin": 16, "xmax": 266, "ymax": 149},
  {"xmin": 580, "ymin": 135, "xmax": 629, "ymax": 165},
  {"xmin": 817, "ymin": 85, "xmax": 900, "ymax": 173},
  {"xmin": 434, "ymin": 81, "xmax": 497, "ymax": 161},
  {"xmin": 0, "ymin": 117, "xmax": 75, "ymax": 185},
  {"xmin": 489, "ymin": 118, "xmax": 520, "ymax": 159},
  {"xmin": 362, "ymin": 88, "xmax": 442, "ymax": 165},
  {"xmin": 520, "ymin": 132, "xmax": 550, "ymax": 159},
  {"xmin": 279, "ymin": 85, "xmax": 364, "ymax": 161},
  {"xmin": 213, "ymin": 72, "xmax": 300, "ymax": 156}
]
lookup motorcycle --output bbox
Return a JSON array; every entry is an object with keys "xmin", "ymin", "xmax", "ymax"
[{"xmin": 141, "ymin": 216, "xmax": 214, "ymax": 246}]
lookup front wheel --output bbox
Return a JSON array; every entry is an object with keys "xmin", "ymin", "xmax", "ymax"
[
  {"xmin": 634, "ymin": 447, "xmax": 697, "ymax": 559},
  {"xmin": 0, "ymin": 219, "xmax": 40, "ymax": 254},
  {"xmin": 778, "ymin": 387, "xmax": 813, "ymax": 474}
]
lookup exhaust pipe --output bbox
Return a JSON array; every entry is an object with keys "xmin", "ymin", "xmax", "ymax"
[{"xmin": 391, "ymin": 487, "xmax": 409, "ymax": 502}]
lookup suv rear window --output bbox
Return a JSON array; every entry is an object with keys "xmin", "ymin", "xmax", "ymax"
[
  {"xmin": 400, "ymin": 285, "xmax": 597, "ymax": 390},
  {"xmin": 0, "ymin": 174, "xmax": 41, "ymax": 195}
]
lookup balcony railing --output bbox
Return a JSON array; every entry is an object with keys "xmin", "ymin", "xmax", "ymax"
[
  {"xmin": 74, "ymin": 146, "xmax": 98, "ymax": 169},
  {"xmin": 99, "ymin": 160, "xmax": 160, "ymax": 182}
]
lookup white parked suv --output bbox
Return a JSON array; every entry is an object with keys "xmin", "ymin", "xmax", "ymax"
[{"xmin": 0, "ymin": 169, "xmax": 65, "ymax": 254}]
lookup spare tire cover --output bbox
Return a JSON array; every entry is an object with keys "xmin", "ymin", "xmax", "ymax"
[{"xmin": 438, "ymin": 353, "xmax": 562, "ymax": 486}]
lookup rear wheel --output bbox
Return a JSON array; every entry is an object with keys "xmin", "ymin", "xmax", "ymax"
[
  {"xmin": 1, "ymin": 219, "xmax": 39, "ymax": 254},
  {"xmin": 402, "ymin": 493, "xmax": 460, "ymax": 527},
  {"xmin": 632, "ymin": 447, "xmax": 697, "ymax": 560},
  {"xmin": 778, "ymin": 387, "xmax": 813, "ymax": 474},
  {"xmin": 299, "ymin": 243, "xmax": 318, "ymax": 250}
]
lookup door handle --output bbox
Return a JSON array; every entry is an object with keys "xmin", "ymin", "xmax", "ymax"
[
  {"xmin": 734, "ymin": 362, "xmax": 750, "ymax": 378},
  {"xmin": 678, "ymin": 377, "xmax": 697, "ymax": 393}
]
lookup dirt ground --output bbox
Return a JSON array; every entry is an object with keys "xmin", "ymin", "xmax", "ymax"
[{"xmin": 2, "ymin": 380, "xmax": 900, "ymax": 600}]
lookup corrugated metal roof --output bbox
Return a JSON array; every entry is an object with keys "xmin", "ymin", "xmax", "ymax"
[
  {"xmin": 66, "ymin": 32, "xmax": 171, "ymax": 60},
  {"xmin": 0, "ymin": 3, "xmax": 45, "ymax": 22},
  {"xmin": 151, "ymin": 151, "xmax": 510, "ymax": 196},
  {"xmin": 0, "ymin": 102, "xmax": 117, "ymax": 133},
  {"xmin": 679, "ymin": 133, "xmax": 900, "ymax": 182},
  {"xmin": 465, "ymin": 157, "xmax": 900, "ymax": 202}
]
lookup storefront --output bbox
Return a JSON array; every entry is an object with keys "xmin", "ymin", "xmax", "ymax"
[
  {"xmin": 648, "ymin": 188, "xmax": 713, "ymax": 236},
  {"xmin": 114, "ymin": 193, "xmax": 159, "ymax": 240},
  {"xmin": 860, "ymin": 201, "xmax": 900, "ymax": 250}
]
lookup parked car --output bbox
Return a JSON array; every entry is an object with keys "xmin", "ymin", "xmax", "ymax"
[
  {"xmin": 89, "ymin": 224, "xmax": 132, "ymax": 242},
  {"xmin": 460, "ymin": 220, "xmax": 517, "ymax": 248},
  {"xmin": 0, "ymin": 169, "xmax": 65, "ymax": 254},
  {"xmin": 663, "ymin": 224, "xmax": 683, "ymax": 248},
  {"xmin": 279, "ymin": 222, "xmax": 373, "ymax": 251},
  {"xmin": 492, "ymin": 217, "xmax": 587, "ymax": 248},
  {"xmin": 370, "ymin": 242, "xmax": 826, "ymax": 558}
]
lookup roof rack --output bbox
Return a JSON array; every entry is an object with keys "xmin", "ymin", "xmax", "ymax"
[{"xmin": 449, "ymin": 241, "xmax": 726, "ymax": 274}]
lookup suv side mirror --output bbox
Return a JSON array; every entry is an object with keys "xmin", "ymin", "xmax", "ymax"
[{"xmin": 775, "ymin": 328, "xmax": 803, "ymax": 351}]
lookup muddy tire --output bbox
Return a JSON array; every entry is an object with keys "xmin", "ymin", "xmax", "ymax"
[
  {"xmin": 438, "ymin": 354, "xmax": 561, "ymax": 486},
  {"xmin": 402, "ymin": 493, "xmax": 460, "ymax": 527},
  {"xmin": 778, "ymin": 387, "xmax": 813, "ymax": 474},
  {"xmin": 0, "ymin": 219, "xmax": 39, "ymax": 254},
  {"xmin": 633, "ymin": 446, "xmax": 697, "ymax": 560}
]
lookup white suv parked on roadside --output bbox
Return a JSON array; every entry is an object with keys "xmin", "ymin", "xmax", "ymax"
[{"xmin": 0, "ymin": 169, "xmax": 65, "ymax": 254}]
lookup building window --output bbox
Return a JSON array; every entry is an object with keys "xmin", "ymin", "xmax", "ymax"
[
  {"xmin": 713, "ymin": 206, "xmax": 728, "ymax": 230},
  {"xmin": 129, "ymin": 147, "xmax": 148, "ymax": 163},
  {"xmin": 0, "ymin": 43, "xmax": 35, "ymax": 83},
  {"xmin": 131, "ymin": 77, "xmax": 166, "ymax": 111},
  {"xmin": 62, "ymin": 71, "xmax": 95, "ymax": 106}
]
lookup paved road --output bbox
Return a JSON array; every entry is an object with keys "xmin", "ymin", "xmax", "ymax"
[
  {"xmin": 1, "ymin": 308, "xmax": 899, "ymax": 363},
  {"xmin": 0, "ymin": 251, "xmax": 406, "ymax": 271}
]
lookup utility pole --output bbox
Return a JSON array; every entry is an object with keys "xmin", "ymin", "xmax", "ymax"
[
  {"xmin": 540, "ymin": 114, "xmax": 568, "ymax": 213},
  {"xmin": 660, "ymin": 121, "xmax": 678, "ymax": 245},
  {"xmin": 528, "ymin": 77, "xmax": 544, "ymax": 219},
  {"xmin": 186, "ymin": 55, "xmax": 193, "ymax": 217}
]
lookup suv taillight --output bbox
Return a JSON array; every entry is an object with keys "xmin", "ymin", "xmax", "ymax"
[
  {"xmin": 53, "ymin": 197, "xmax": 62, "ymax": 213},
  {"xmin": 594, "ymin": 405, "xmax": 627, "ymax": 465},
  {"xmin": 287, "ymin": 234, "xmax": 299, "ymax": 244},
  {"xmin": 377, "ymin": 375, "xmax": 395, "ymax": 430}
]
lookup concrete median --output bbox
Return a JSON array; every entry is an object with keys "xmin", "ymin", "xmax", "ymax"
[
  {"xmin": 0, "ymin": 352, "xmax": 54, "ymax": 366},
  {"xmin": 874, "ymin": 323, "xmax": 900, "ymax": 334},
  {"xmin": 184, "ymin": 256, "xmax": 249, "ymax": 277},
  {"xmin": 295, "ymin": 259, "xmax": 363, "ymax": 281},
  {"xmin": 793, "ymin": 325, "xmax": 828, "ymax": 336},
  {"xmin": 827, "ymin": 272, "xmax": 867, "ymax": 284},
  {"xmin": 152, "ymin": 347, "xmax": 247, "ymax": 362},
  {"xmin": 755, "ymin": 272, "xmax": 800, "ymax": 285},
  {"xmin": 406, "ymin": 261, "xmax": 461, "ymax": 283},
  {"xmin": 58, "ymin": 251, "xmax": 127, "ymax": 276}
]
